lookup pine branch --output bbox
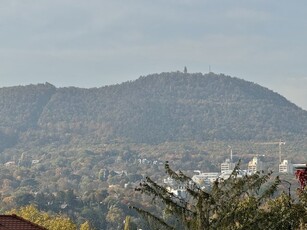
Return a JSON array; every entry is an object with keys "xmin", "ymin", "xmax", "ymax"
[
  {"xmin": 135, "ymin": 175, "xmax": 195, "ymax": 226},
  {"xmin": 258, "ymin": 176, "xmax": 281, "ymax": 201},
  {"xmin": 165, "ymin": 161, "xmax": 192, "ymax": 183},
  {"xmin": 131, "ymin": 206, "xmax": 175, "ymax": 230}
]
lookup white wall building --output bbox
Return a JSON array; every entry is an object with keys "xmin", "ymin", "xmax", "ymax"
[
  {"xmin": 167, "ymin": 186, "xmax": 187, "ymax": 199},
  {"xmin": 192, "ymin": 172, "xmax": 220, "ymax": 184},
  {"xmin": 221, "ymin": 158, "xmax": 236, "ymax": 173},
  {"xmin": 279, "ymin": 159, "xmax": 293, "ymax": 174},
  {"xmin": 219, "ymin": 169, "xmax": 249, "ymax": 180},
  {"xmin": 248, "ymin": 156, "xmax": 264, "ymax": 174}
]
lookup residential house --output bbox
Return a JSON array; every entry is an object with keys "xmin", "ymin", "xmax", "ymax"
[{"xmin": 0, "ymin": 214, "xmax": 46, "ymax": 230}]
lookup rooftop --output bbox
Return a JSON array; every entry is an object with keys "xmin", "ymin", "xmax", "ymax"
[{"xmin": 0, "ymin": 215, "xmax": 46, "ymax": 230}]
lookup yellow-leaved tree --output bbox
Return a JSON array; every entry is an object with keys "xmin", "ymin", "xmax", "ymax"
[
  {"xmin": 80, "ymin": 221, "xmax": 91, "ymax": 230},
  {"xmin": 6, "ymin": 205, "xmax": 78, "ymax": 230}
]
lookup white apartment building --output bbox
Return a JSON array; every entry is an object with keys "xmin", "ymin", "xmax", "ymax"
[
  {"xmin": 221, "ymin": 158, "xmax": 236, "ymax": 173},
  {"xmin": 279, "ymin": 159, "xmax": 293, "ymax": 174},
  {"xmin": 248, "ymin": 156, "xmax": 264, "ymax": 174}
]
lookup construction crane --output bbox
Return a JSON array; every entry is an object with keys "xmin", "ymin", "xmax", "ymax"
[{"xmin": 255, "ymin": 140, "xmax": 285, "ymax": 163}]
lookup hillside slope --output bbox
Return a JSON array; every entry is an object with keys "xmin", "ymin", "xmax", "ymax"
[{"xmin": 1, "ymin": 72, "xmax": 307, "ymax": 147}]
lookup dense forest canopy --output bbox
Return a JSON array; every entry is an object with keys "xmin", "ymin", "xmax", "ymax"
[{"xmin": 0, "ymin": 72, "xmax": 306, "ymax": 148}]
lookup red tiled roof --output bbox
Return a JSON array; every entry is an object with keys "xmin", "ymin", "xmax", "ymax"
[{"xmin": 0, "ymin": 215, "xmax": 47, "ymax": 230}]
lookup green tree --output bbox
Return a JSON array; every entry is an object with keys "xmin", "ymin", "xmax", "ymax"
[
  {"xmin": 132, "ymin": 162, "xmax": 307, "ymax": 230},
  {"xmin": 106, "ymin": 205, "xmax": 124, "ymax": 229}
]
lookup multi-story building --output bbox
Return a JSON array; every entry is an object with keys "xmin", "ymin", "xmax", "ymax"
[
  {"xmin": 279, "ymin": 159, "xmax": 293, "ymax": 174},
  {"xmin": 248, "ymin": 156, "xmax": 264, "ymax": 174},
  {"xmin": 221, "ymin": 158, "xmax": 236, "ymax": 173}
]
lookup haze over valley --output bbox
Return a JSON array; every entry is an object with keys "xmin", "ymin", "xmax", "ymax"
[{"xmin": 1, "ymin": 1, "xmax": 307, "ymax": 228}]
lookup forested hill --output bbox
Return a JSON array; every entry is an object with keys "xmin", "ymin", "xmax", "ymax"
[{"xmin": 1, "ymin": 72, "xmax": 307, "ymax": 148}]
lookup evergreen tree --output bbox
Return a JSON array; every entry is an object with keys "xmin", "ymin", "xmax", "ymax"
[{"xmin": 132, "ymin": 162, "xmax": 307, "ymax": 230}]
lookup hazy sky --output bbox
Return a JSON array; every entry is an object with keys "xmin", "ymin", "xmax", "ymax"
[{"xmin": 1, "ymin": 1, "xmax": 307, "ymax": 110}]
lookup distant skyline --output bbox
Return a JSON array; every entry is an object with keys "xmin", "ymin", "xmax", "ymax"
[{"xmin": 1, "ymin": 1, "xmax": 307, "ymax": 110}]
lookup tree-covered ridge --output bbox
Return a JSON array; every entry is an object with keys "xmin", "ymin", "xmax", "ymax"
[
  {"xmin": 0, "ymin": 83, "xmax": 56, "ymax": 129},
  {"xmin": 1, "ymin": 72, "xmax": 307, "ymax": 146},
  {"xmin": 0, "ymin": 83, "xmax": 56, "ymax": 151}
]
